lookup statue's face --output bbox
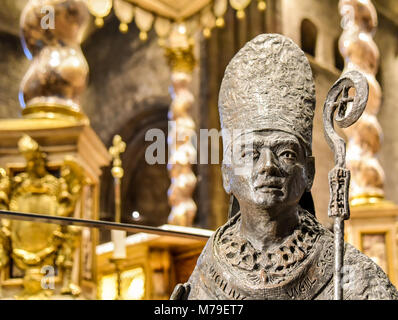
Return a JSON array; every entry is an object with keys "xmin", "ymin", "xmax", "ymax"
[{"xmin": 223, "ymin": 130, "xmax": 314, "ymax": 211}]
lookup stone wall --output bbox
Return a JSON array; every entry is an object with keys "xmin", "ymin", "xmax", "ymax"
[
  {"xmin": 81, "ymin": 17, "xmax": 171, "ymax": 145},
  {"xmin": 0, "ymin": 32, "xmax": 29, "ymax": 119},
  {"xmin": 81, "ymin": 18, "xmax": 173, "ymax": 237}
]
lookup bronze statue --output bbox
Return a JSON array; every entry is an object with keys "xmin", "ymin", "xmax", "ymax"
[
  {"xmin": 171, "ymin": 34, "xmax": 398, "ymax": 300},
  {"xmin": 0, "ymin": 135, "xmax": 85, "ymax": 299}
]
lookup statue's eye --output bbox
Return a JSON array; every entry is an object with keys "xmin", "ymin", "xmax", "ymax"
[{"xmin": 279, "ymin": 150, "xmax": 296, "ymax": 160}]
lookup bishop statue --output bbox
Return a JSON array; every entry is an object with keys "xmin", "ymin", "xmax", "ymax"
[{"xmin": 171, "ymin": 34, "xmax": 398, "ymax": 300}]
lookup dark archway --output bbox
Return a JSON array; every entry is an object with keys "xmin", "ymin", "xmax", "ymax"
[
  {"xmin": 301, "ymin": 18, "xmax": 318, "ymax": 57},
  {"xmin": 99, "ymin": 103, "xmax": 170, "ymax": 242}
]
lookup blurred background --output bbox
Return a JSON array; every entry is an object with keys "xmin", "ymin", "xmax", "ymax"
[{"xmin": 0, "ymin": 0, "xmax": 397, "ymax": 299}]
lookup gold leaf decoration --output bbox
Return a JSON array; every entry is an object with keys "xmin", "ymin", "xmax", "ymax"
[
  {"xmin": 85, "ymin": 0, "xmax": 259, "ymax": 36},
  {"xmin": 230, "ymin": 0, "xmax": 251, "ymax": 9},
  {"xmin": 114, "ymin": 0, "xmax": 134, "ymax": 24},
  {"xmin": 154, "ymin": 17, "xmax": 171, "ymax": 39},
  {"xmin": 113, "ymin": 0, "xmax": 135, "ymax": 33},
  {"xmin": 257, "ymin": 0, "xmax": 267, "ymax": 11},
  {"xmin": 135, "ymin": 7, "xmax": 154, "ymax": 40},
  {"xmin": 200, "ymin": 6, "xmax": 216, "ymax": 38},
  {"xmin": 87, "ymin": 0, "xmax": 112, "ymax": 27},
  {"xmin": 230, "ymin": 0, "xmax": 251, "ymax": 18},
  {"xmin": 185, "ymin": 16, "xmax": 200, "ymax": 37},
  {"xmin": 214, "ymin": 0, "xmax": 228, "ymax": 16},
  {"xmin": 214, "ymin": 0, "xmax": 228, "ymax": 27}
]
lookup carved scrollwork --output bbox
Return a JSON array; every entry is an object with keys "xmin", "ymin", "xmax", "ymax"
[{"xmin": 0, "ymin": 135, "xmax": 86, "ymax": 298}]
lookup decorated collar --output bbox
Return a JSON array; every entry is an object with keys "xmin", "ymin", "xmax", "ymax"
[{"xmin": 214, "ymin": 207, "xmax": 326, "ymax": 287}]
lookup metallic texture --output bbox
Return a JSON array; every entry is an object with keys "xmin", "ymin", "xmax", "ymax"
[
  {"xmin": 338, "ymin": 0, "xmax": 384, "ymax": 205},
  {"xmin": 218, "ymin": 33, "xmax": 315, "ymax": 156},
  {"xmin": 19, "ymin": 0, "xmax": 90, "ymax": 121},
  {"xmin": 0, "ymin": 135, "xmax": 86, "ymax": 299},
  {"xmin": 109, "ymin": 135, "xmax": 126, "ymax": 223},
  {"xmin": 165, "ymin": 45, "xmax": 196, "ymax": 74},
  {"xmin": 86, "ymin": 0, "xmax": 266, "ymax": 39},
  {"xmin": 333, "ymin": 217, "xmax": 344, "ymax": 300},
  {"xmin": 170, "ymin": 34, "xmax": 398, "ymax": 300},
  {"xmin": 323, "ymin": 70, "xmax": 368, "ymax": 299},
  {"xmin": 164, "ymin": 27, "xmax": 197, "ymax": 226},
  {"xmin": 109, "ymin": 257, "xmax": 124, "ymax": 300},
  {"xmin": 109, "ymin": 134, "xmax": 127, "ymax": 293}
]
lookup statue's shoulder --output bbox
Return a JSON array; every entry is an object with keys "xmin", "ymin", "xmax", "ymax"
[{"xmin": 342, "ymin": 242, "xmax": 398, "ymax": 300}]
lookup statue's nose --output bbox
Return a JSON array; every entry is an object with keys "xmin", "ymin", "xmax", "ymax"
[{"xmin": 256, "ymin": 148, "xmax": 280, "ymax": 176}]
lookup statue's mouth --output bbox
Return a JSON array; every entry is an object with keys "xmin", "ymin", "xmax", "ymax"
[{"xmin": 254, "ymin": 179, "xmax": 283, "ymax": 191}]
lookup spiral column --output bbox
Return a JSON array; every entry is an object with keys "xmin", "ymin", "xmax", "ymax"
[
  {"xmin": 338, "ymin": 0, "xmax": 384, "ymax": 206},
  {"xmin": 20, "ymin": 0, "xmax": 90, "ymax": 122},
  {"xmin": 164, "ymin": 26, "xmax": 197, "ymax": 226}
]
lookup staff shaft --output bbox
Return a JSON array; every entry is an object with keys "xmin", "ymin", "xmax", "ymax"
[{"xmin": 334, "ymin": 216, "xmax": 345, "ymax": 300}]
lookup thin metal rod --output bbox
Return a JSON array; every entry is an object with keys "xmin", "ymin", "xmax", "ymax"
[
  {"xmin": 334, "ymin": 216, "xmax": 344, "ymax": 300},
  {"xmin": 114, "ymin": 177, "xmax": 121, "ymax": 223},
  {"xmin": 0, "ymin": 210, "xmax": 210, "ymax": 241},
  {"xmin": 113, "ymin": 259, "xmax": 122, "ymax": 300}
]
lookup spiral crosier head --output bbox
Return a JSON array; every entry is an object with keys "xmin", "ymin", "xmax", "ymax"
[
  {"xmin": 323, "ymin": 71, "xmax": 368, "ymax": 166},
  {"xmin": 323, "ymin": 70, "xmax": 368, "ymax": 219},
  {"xmin": 19, "ymin": 0, "xmax": 90, "ymax": 122}
]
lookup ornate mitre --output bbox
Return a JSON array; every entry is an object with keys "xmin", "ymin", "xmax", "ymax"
[{"xmin": 218, "ymin": 33, "xmax": 316, "ymax": 155}]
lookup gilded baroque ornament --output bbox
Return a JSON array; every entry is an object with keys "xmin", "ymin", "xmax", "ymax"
[
  {"xmin": 86, "ymin": 0, "xmax": 267, "ymax": 39},
  {"xmin": 0, "ymin": 135, "xmax": 86, "ymax": 299},
  {"xmin": 19, "ymin": 0, "xmax": 90, "ymax": 122},
  {"xmin": 170, "ymin": 34, "xmax": 398, "ymax": 300},
  {"xmin": 165, "ymin": 45, "xmax": 196, "ymax": 74}
]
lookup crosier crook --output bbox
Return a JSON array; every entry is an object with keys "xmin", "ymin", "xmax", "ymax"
[{"xmin": 323, "ymin": 70, "xmax": 368, "ymax": 300}]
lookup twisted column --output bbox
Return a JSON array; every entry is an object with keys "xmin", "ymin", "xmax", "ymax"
[
  {"xmin": 338, "ymin": 0, "xmax": 384, "ymax": 205},
  {"xmin": 164, "ymin": 26, "xmax": 197, "ymax": 226},
  {"xmin": 20, "ymin": 0, "xmax": 89, "ymax": 122}
]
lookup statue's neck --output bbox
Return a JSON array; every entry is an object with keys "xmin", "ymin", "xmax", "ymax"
[{"xmin": 239, "ymin": 204, "xmax": 300, "ymax": 252}]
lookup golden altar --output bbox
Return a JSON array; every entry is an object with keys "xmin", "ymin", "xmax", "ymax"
[
  {"xmin": 0, "ymin": 120, "xmax": 110, "ymax": 299},
  {"xmin": 96, "ymin": 225, "xmax": 210, "ymax": 300}
]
